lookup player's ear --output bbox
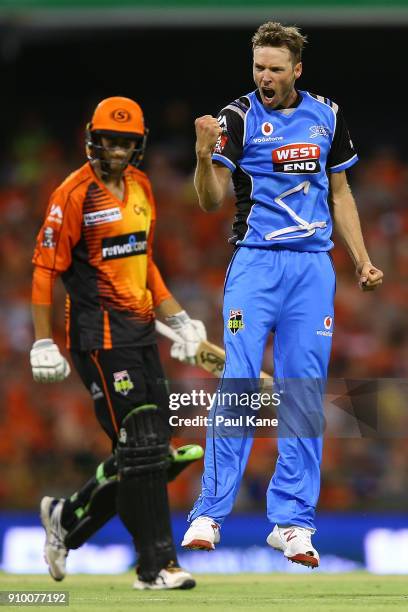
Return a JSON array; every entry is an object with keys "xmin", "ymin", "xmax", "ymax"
[{"xmin": 294, "ymin": 62, "xmax": 302, "ymax": 80}]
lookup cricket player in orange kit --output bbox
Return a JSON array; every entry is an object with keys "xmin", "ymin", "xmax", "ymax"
[{"xmin": 30, "ymin": 96, "xmax": 205, "ymax": 590}]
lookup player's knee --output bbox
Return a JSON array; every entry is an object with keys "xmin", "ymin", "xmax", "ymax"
[{"xmin": 117, "ymin": 405, "xmax": 169, "ymax": 478}]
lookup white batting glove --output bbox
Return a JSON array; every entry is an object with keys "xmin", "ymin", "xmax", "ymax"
[
  {"xmin": 30, "ymin": 339, "xmax": 71, "ymax": 383},
  {"xmin": 166, "ymin": 311, "xmax": 207, "ymax": 365}
]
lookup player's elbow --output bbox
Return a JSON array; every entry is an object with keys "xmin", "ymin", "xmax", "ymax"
[
  {"xmin": 194, "ymin": 184, "xmax": 222, "ymax": 212},
  {"xmin": 198, "ymin": 196, "xmax": 222, "ymax": 213}
]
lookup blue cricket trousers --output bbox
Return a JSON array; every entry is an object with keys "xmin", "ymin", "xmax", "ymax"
[{"xmin": 189, "ymin": 247, "xmax": 335, "ymax": 530}]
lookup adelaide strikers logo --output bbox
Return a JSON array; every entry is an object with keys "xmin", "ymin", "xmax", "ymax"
[
  {"xmin": 227, "ymin": 309, "xmax": 245, "ymax": 335},
  {"xmin": 261, "ymin": 122, "xmax": 274, "ymax": 136},
  {"xmin": 111, "ymin": 108, "xmax": 131, "ymax": 123}
]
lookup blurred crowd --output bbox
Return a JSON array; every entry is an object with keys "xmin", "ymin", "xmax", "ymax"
[{"xmin": 1, "ymin": 101, "xmax": 407, "ymax": 514}]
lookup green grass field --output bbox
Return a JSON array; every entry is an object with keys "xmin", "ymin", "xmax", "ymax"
[{"xmin": 1, "ymin": 573, "xmax": 408, "ymax": 612}]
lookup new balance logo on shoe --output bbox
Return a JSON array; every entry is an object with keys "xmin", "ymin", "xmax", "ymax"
[
  {"xmin": 284, "ymin": 528, "xmax": 297, "ymax": 542},
  {"xmin": 266, "ymin": 525, "xmax": 320, "ymax": 569}
]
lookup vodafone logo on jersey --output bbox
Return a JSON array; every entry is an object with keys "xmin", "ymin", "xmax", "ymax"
[
  {"xmin": 261, "ymin": 122, "xmax": 273, "ymax": 136},
  {"xmin": 317, "ymin": 315, "xmax": 334, "ymax": 337},
  {"xmin": 272, "ymin": 143, "xmax": 321, "ymax": 174},
  {"xmin": 324, "ymin": 316, "xmax": 333, "ymax": 330}
]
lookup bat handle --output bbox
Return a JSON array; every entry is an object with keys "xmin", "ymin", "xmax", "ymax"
[{"xmin": 155, "ymin": 319, "xmax": 183, "ymax": 344}]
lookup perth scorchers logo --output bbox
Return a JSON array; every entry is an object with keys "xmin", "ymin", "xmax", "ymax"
[
  {"xmin": 111, "ymin": 109, "xmax": 131, "ymax": 123},
  {"xmin": 272, "ymin": 143, "xmax": 321, "ymax": 174}
]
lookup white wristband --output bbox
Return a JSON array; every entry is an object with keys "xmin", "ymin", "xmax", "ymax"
[
  {"xmin": 166, "ymin": 310, "xmax": 191, "ymax": 329},
  {"xmin": 32, "ymin": 338, "xmax": 54, "ymax": 349}
]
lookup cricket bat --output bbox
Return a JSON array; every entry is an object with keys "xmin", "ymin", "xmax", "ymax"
[{"xmin": 155, "ymin": 320, "xmax": 271, "ymax": 380}]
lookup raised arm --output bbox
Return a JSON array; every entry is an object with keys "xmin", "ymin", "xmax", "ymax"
[
  {"xmin": 330, "ymin": 170, "xmax": 383, "ymax": 291},
  {"xmin": 194, "ymin": 115, "xmax": 232, "ymax": 212}
]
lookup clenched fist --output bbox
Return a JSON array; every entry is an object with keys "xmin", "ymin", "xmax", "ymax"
[
  {"xmin": 356, "ymin": 261, "xmax": 384, "ymax": 291},
  {"xmin": 195, "ymin": 115, "xmax": 222, "ymax": 158}
]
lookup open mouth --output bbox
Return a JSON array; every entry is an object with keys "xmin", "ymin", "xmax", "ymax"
[{"xmin": 262, "ymin": 88, "xmax": 275, "ymax": 103}]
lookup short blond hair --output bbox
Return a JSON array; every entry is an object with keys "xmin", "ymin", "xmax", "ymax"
[{"xmin": 252, "ymin": 21, "xmax": 307, "ymax": 64}]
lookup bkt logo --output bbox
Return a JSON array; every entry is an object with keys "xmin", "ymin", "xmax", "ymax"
[
  {"xmin": 272, "ymin": 143, "xmax": 321, "ymax": 173},
  {"xmin": 101, "ymin": 231, "xmax": 147, "ymax": 260}
]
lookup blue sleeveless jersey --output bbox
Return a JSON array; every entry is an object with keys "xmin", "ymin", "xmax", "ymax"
[{"xmin": 212, "ymin": 89, "xmax": 358, "ymax": 251}]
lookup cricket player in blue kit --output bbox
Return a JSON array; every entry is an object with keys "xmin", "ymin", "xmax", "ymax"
[{"xmin": 182, "ymin": 22, "xmax": 383, "ymax": 567}]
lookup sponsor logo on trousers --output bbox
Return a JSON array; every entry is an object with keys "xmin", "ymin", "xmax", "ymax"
[
  {"xmin": 317, "ymin": 315, "xmax": 333, "ymax": 337},
  {"xmin": 113, "ymin": 370, "xmax": 135, "ymax": 396},
  {"xmin": 228, "ymin": 309, "xmax": 245, "ymax": 334}
]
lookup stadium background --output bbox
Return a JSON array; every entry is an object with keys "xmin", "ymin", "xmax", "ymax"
[{"xmin": 1, "ymin": 0, "xmax": 407, "ymax": 574}]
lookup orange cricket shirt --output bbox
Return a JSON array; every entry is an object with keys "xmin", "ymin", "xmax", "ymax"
[{"xmin": 32, "ymin": 162, "xmax": 171, "ymax": 350}]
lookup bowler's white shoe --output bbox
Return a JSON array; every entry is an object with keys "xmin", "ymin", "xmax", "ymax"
[
  {"xmin": 133, "ymin": 565, "xmax": 196, "ymax": 590},
  {"xmin": 181, "ymin": 516, "xmax": 220, "ymax": 551},
  {"xmin": 40, "ymin": 496, "xmax": 68, "ymax": 581},
  {"xmin": 267, "ymin": 525, "xmax": 319, "ymax": 568}
]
